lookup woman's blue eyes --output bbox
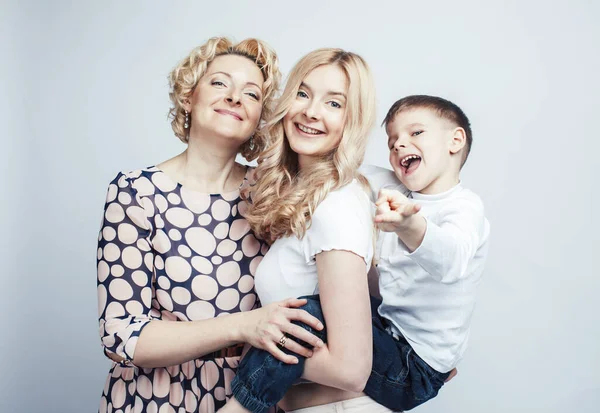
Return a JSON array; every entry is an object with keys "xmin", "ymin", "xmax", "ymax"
[
  {"xmin": 297, "ymin": 91, "xmax": 342, "ymax": 108},
  {"xmin": 212, "ymin": 81, "xmax": 259, "ymax": 100},
  {"xmin": 412, "ymin": 130, "xmax": 424, "ymax": 136}
]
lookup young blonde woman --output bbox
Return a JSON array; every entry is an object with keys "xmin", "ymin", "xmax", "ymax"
[
  {"xmin": 220, "ymin": 49, "xmax": 391, "ymax": 413},
  {"xmin": 95, "ymin": 37, "xmax": 325, "ymax": 413}
]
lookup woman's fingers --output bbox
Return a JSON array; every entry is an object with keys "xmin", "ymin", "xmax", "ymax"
[
  {"xmin": 283, "ymin": 297, "xmax": 308, "ymax": 308},
  {"xmin": 265, "ymin": 342, "xmax": 299, "ymax": 364},
  {"xmin": 285, "ymin": 307, "xmax": 324, "ymax": 332},
  {"xmin": 282, "ymin": 321, "xmax": 324, "ymax": 349},
  {"xmin": 280, "ymin": 337, "xmax": 314, "ymax": 358},
  {"xmin": 259, "ymin": 299, "xmax": 325, "ymax": 359}
]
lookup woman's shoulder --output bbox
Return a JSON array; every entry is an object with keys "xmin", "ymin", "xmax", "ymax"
[
  {"xmin": 313, "ymin": 179, "xmax": 372, "ymax": 222},
  {"xmin": 108, "ymin": 166, "xmax": 182, "ymax": 197},
  {"xmin": 102, "ymin": 167, "xmax": 160, "ymax": 225},
  {"xmin": 326, "ymin": 179, "xmax": 370, "ymax": 205},
  {"xmin": 305, "ymin": 179, "xmax": 374, "ymax": 259},
  {"xmin": 109, "ymin": 166, "xmax": 160, "ymax": 184}
]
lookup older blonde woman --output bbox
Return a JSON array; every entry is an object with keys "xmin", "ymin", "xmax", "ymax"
[{"xmin": 96, "ymin": 37, "xmax": 324, "ymax": 413}]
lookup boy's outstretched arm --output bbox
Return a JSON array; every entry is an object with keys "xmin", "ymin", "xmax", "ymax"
[{"xmin": 375, "ymin": 189, "xmax": 487, "ymax": 283}]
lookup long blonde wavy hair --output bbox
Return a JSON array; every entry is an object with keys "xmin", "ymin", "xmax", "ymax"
[
  {"xmin": 167, "ymin": 37, "xmax": 281, "ymax": 161},
  {"xmin": 244, "ymin": 48, "xmax": 376, "ymax": 241}
]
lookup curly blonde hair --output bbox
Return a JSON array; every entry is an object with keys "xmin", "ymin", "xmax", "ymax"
[
  {"xmin": 244, "ymin": 48, "xmax": 376, "ymax": 241},
  {"xmin": 168, "ymin": 37, "xmax": 281, "ymax": 161}
]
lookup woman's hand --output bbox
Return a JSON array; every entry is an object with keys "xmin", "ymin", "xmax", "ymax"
[{"xmin": 241, "ymin": 298, "xmax": 325, "ymax": 364}]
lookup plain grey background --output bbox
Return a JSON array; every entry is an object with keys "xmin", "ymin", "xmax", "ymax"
[{"xmin": 2, "ymin": 1, "xmax": 598, "ymax": 412}]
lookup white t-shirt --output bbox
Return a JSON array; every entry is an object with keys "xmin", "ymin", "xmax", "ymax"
[
  {"xmin": 361, "ymin": 165, "xmax": 490, "ymax": 373},
  {"xmin": 254, "ymin": 180, "xmax": 374, "ymax": 306}
]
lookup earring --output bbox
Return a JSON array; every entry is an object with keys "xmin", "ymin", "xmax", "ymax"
[
  {"xmin": 184, "ymin": 110, "xmax": 189, "ymax": 129},
  {"xmin": 249, "ymin": 136, "xmax": 255, "ymax": 150}
]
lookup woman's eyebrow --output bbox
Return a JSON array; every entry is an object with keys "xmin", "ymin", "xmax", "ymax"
[
  {"xmin": 208, "ymin": 71, "xmax": 261, "ymax": 89},
  {"xmin": 300, "ymin": 81, "xmax": 346, "ymax": 99}
]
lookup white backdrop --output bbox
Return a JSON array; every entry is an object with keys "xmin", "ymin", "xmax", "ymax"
[{"xmin": 2, "ymin": 1, "xmax": 599, "ymax": 412}]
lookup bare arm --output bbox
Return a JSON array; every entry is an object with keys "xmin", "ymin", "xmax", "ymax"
[
  {"xmin": 376, "ymin": 189, "xmax": 488, "ymax": 283},
  {"xmin": 132, "ymin": 299, "xmax": 323, "ymax": 368},
  {"xmin": 300, "ymin": 250, "xmax": 373, "ymax": 393},
  {"xmin": 129, "ymin": 316, "xmax": 242, "ymax": 367},
  {"xmin": 367, "ymin": 265, "xmax": 381, "ymax": 299}
]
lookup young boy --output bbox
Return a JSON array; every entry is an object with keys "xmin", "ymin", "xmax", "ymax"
[
  {"xmin": 224, "ymin": 95, "xmax": 490, "ymax": 412},
  {"xmin": 362, "ymin": 94, "xmax": 490, "ymax": 409}
]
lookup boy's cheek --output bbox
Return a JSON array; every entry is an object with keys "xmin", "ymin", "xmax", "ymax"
[{"xmin": 389, "ymin": 154, "xmax": 401, "ymax": 173}]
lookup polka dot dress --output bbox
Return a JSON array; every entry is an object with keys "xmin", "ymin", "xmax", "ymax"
[{"xmin": 96, "ymin": 166, "xmax": 273, "ymax": 413}]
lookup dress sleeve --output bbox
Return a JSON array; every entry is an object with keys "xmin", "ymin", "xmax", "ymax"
[
  {"xmin": 304, "ymin": 184, "xmax": 374, "ymax": 266},
  {"xmin": 96, "ymin": 172, "xmax": 155, "ymax": 366}
]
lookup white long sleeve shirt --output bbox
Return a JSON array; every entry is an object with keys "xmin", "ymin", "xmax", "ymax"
[{"xmin": 361, "ymin": 165, "xmax": 490, "ymax": 373}]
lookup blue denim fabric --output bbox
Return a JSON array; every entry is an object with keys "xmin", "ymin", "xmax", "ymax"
[
  {"xmin": 364, "ymin": 297, "xmax": 450, "ymax": 411},
  {"xmin": 230, "ymin": 295, "xmax": 327, "ymax": 413},
  {"xmin": 231, "ymin": 295, "xmax": 449, "ymax": 413}
]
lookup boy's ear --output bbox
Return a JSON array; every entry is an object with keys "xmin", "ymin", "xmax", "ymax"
[{"xmin": 449, "ymin": 127, "xmax": 467, "ymax": 155}]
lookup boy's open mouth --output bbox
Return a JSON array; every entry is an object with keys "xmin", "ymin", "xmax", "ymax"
[{"xmin": 400, "ymin": 154, "xmax": 421, "ymax": 174}]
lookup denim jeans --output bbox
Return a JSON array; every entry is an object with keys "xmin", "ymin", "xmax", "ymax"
[
  {"xmin": 364, "ymin": 297, "xmax": 450, "ymax": 410},
  {"xmin": 231, "ymin": 295, "xmax": 449, "ymax": 413},
  {"xmin": 231, "ymin": 295, "xmax": 328, "ymax": 413}
]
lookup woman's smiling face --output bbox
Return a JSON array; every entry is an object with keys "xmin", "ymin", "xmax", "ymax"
[{"xmin": 283, "ymin": 64, "xmax": 348, "ymax": 168}]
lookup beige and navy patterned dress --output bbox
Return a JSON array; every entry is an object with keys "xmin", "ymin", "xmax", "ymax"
[{"xmin": 96, "ymin": 166, "xmax": 271, "ymax": 413}]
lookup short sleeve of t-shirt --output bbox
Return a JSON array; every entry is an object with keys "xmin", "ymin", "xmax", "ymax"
[{"xmin": 304, "ymin": 181, "xmax": 374, "ymax": 266}]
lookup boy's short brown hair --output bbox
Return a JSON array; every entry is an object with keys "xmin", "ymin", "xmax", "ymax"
[{"xmin": 383, "ymin": 95, "xmax": 473, "ymax": 167}]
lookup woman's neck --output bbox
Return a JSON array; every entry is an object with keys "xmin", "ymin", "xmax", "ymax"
[{"xmin": 161, "ymin": 136, "xmax": 244, "ymax": 193}]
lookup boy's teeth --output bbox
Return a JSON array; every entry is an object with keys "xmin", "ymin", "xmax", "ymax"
[{"xmin": 401, "ymin": 155, "xmax": 420, "ymax": 166}]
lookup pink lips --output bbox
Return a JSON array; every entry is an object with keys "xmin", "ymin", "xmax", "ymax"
[{"xmin": 215, "ymin": 109, "xmax": 242, "ymax": 121}]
